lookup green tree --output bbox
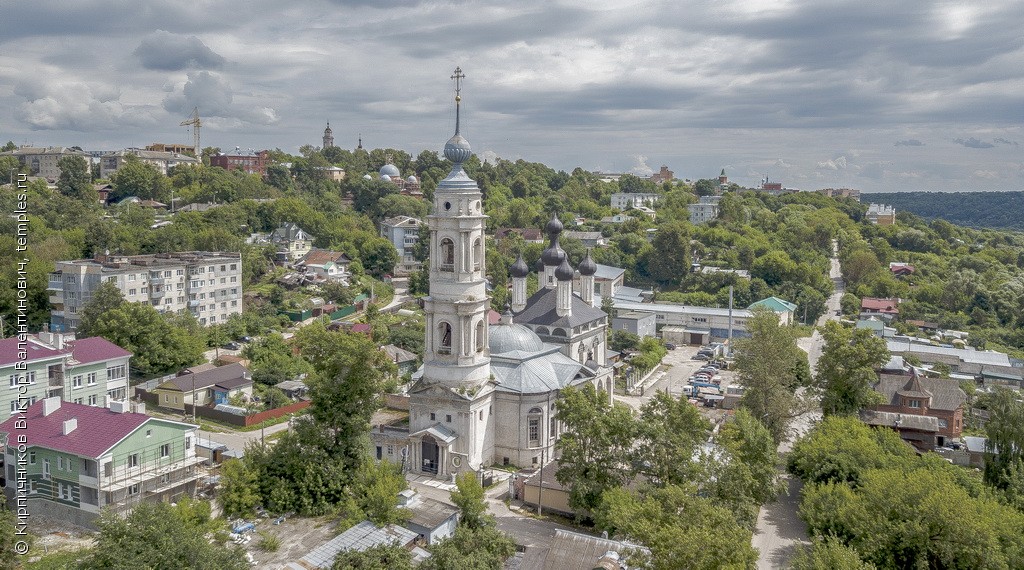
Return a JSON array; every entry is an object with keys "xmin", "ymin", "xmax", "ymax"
[
  {"xmin": 354, "ymin": 460, "xmax": 409, "ymax": 526},
  {"xmin": 76, "ymin": 281, "xmax": 126, "ymax": 338},
  {"xmin": 787, "ymin": 416, "xmax": 915, "ymax": 486},
  {"xmin": 735, "ymin": 306, "xmax": 802, "ymax": 444},
  {"xmin": 555, "ymin": 384, "xmax": 639, "ymax": 514},
  {"xmin": 633, "ymin": 391, "xmax": 711, "ymax": 486},
  {"xmin": 218, "ymin": 458, "xmax": 262, "ymax": 518},
  {"xmin": 84, "ymin": 300, "xmax": 204, "ymax": 375},
  {"xmin": 110, "ymin": 154, "xmax": 161, "ymax": 202},
  {"xmin": 643, "ymin": 221, "xmax": 691, "ymax": 285},
  {"xmin": 451, "ymin": 472, "xmax": 489, "ymax": 530},
  {"xmin": 78, "ymin": 501, "xmax": 248, "ymax": 570},
  {"xmin": 593, "ymin": 485, "xmax": 758, "ymax": 570},
  {"xmin": 983, "ymin": 387, "xmax": 1024, "ymax": 499},
  {"xmin": 708, "ymin": 409, "xmax": 784, "ymax": 527},
  {"xmin": 791, "ymin": 535, "xmax": 876, "ymax": 570},
  {"xmin": 814, "ymin": 321, "xmax": 889, "ymax": 416},
  {"xmin": 242, "ymin": 334, "xmax": 313, "ymax": 385},
  {"xmin": 332, "ymin": 543, "xmax": 413, "ymax": 570},
  {"xmin": 360, "ymin": 238, "xmax": 399, "ymax": 278},
  {"xmin": 57, "ymin": 155, "xmax": 96, "ymax": 202}
]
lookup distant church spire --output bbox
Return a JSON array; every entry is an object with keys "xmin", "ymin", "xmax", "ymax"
[
  {"xmin": 323, "ymin": 122, "xmax": 334, "ymax": 148},
  {"xmin": 357, "ymin": 134, "xmax": 362, "ymax": 150}
]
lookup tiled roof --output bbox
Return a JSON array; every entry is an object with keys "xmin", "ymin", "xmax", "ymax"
[
  {"xmin": 593, "ymin": 264, "xmax": 625, "ymax": 281},
  {"xmin": 66, "ymin": 337, "xmax": 132, "ymax": 365},
  {"xmin": 0, "ymin": 400, "xmax": 183, "ymax": 459},
  {"xmin": 380, "ymin": 344, "xmax": 417, "ymax": 363},
  {"xmin": 874, "ymin": 372, "xmax": 966, "ymax": 411},
  {"xmin": 0, "ymin": 338, "xmax": 65, "ymax": 367},
  {"xmin": 299, "ymin": 249, "xmax": 351, "ymax": 267},
  {"xmin": 749, "ymin": 296, "xmax": 798, "ymax": 313},
  {"xmin": 861, "ymin": 297, "xmax": 900, "ymax": 313}
]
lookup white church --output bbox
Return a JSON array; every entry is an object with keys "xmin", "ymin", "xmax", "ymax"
[{"xmin": 372, "ymin": 71, "xmax": 614, "ymax": 478}]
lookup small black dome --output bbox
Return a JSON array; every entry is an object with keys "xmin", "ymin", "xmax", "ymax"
[
  {"xmin": 545, "ymin": 214, "xmax": 563, "ymax": 235},
  {"xmin": 555, "ymin": 258, "xmax": 575, "ymax": 281},
  {"xmin": 578, "ymin": 250, "xmax": 597, "ymax": 276},
  {"xmin": 510, "ymin": 254, "xmax": 529, "ymax": 278}
]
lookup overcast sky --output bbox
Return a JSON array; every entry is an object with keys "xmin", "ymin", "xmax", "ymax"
[{"xmin": 2, "ymin": 0, "xmax": 1022, "ymax": 192}]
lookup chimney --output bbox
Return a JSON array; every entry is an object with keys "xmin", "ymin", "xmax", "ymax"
[
  {"xmin": 42, "ymin": 397, "xmax": 61, "ymax": 416},
  {"xmin": 62, "ymin": 418, "xmax": 77, "ymax": 435}
]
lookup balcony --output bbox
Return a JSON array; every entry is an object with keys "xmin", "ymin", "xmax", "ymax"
[
  {"xmin": 150, "ymin": 277, "xmax": 165, "ymax": 287},
  {"xmin": 188, "ymin": 299, "xmax": 200, "ymax": 308},
  {"xmin": 150, "ymin": 288, "xmax": 166, "ymax": 298},
  {"xmin": 47, "ymin": 279, "xmax": 63, "ymax": 292}
]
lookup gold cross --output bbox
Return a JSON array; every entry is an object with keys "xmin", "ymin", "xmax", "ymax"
[{"xmin": 451, "ymin": 67, "xmax": 464, "ymax": 100}]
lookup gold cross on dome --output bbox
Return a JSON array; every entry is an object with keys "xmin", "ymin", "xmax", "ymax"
[{"xmin": 451, "ymin": 67, "xmax": 464, "ymax": 100}]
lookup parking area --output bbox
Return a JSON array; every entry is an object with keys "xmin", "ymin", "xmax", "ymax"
[{"xmin": 618, "ymin": 343, "xmax": 739, "ymax": 414}]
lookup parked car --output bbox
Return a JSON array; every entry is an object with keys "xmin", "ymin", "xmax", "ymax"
[
  {"xmin": 664, "ymin": 343, "xmax": 677, "ymax": 350},
  {"xmin": 694, "ymin": 354, "xmax": 710, "ymax": 361},
  {"xmin": 222, "ymin": 341, "xmax": 242, "ymax": 351}
]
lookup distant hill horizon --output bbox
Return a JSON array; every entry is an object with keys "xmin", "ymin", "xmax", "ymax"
[{"xmin": 863, "ymin": 191, "xmax": 1024, "ymax": 231}]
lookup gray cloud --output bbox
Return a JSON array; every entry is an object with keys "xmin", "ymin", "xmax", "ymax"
[
  {"xmin": 134, "ymin": 31, "xmax": 225, "ymax": 71},
  {"xmin": 0, "ymin": 0, "xmax": 1022, "ymax": 191},
  {"xmin": 954, "ymin": 137, "xmax": 995, "ymax": 149}
]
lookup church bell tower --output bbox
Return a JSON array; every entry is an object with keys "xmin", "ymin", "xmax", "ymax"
[{"xmin": 421, "ymin": 67, "xmax": 491, "ymax": 390}]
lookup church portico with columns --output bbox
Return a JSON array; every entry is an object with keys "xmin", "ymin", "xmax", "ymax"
[{"xmin": 371, "ymin": 69, "xmax": 613, "ymax": 478}]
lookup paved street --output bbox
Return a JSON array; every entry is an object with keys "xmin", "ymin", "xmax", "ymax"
[{"xmin": 752, "ymin": 241, "xmax": 841, "ymax": 568}]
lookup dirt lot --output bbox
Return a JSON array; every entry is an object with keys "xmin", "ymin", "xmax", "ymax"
[
  {"xmin": 22, "ymin": 514, "xmax": 95, "ymax": 563},
  {"xmin": 235, "ymin": 514, "xmax": 339, "ymax": 569}
]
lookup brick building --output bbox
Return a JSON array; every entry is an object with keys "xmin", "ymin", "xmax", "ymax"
[
  {"xmin": 209, "ymin": 148, "xmax": 270, "ymax": 177},
  {"xmin": 861, "ymin": 369, "xmax": 966, "ymax": 450}
]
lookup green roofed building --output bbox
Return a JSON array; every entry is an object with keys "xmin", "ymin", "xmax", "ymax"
[
  {"xmin": 1, "ymin": 398, "xmax": 201, "ymax": 528},
  {"xmin": 748, "ymin": 296, "xmax": 799, "ymax": 325}
]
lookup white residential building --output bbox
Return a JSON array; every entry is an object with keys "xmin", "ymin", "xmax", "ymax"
[
  {"xmin": 688, "ymin": 195, "xmax": 722, "ymax": 224},
  {"xmin": 48, "ymin": 252, "xmax": 242, "ymax": 332},
  {"xmin": 610, "ymin": 192, "xmax": 661, "ymax": 211}
]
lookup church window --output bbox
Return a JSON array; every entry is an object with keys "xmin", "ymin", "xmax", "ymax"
[
  {"xmin": 479, "ymin": 410, "xmax": 483, "ymax": 421},
  {"xmin": 552, "ymin": 328, "xmax": 567, "ymax": 337},
  {"xmin": 476, "ymin": 320, "xmax": 485, "ymax": 352},
  {"xmin": 430, "ymin": 412, "xmax": 436, "ymax": 421},
  {"xmin": 550, "ymin": 416, "xmax": 556, "ymax": 439},
  {"xmin": 536, "ymin": 326, "xmax": 550, "ymax": 336},
  {"xmin": 528, "ymin": 417, "xmax": 540, "ymax": 446},
  {"xmin": 473, "ymin": 238, "xmax": 482, "ymax": 271},
  {"xmin": 446, "ymin": 414, "xmax": 452, "ymax": 423},
  {"xmin": 438, "ymin": 322, "xmax": 452, "ymax": 354},
  {"xmin": 439, "ymin": 239, "xmax": 455, "ymax": 271}
]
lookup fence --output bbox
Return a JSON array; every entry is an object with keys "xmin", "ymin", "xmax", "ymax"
[{"xmin": 136, "ymin": 389, "xmax": 310, "ymax": 427}]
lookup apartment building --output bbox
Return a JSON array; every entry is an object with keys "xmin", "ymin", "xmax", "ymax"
[
  {"xmin": 1, "ymin": 333, "xmax": 132, "ymax": 417},
  {"xmin": 688, "ymin": 195, "xmax": 722, "ymax": 225},
  {"xmin": 0, "ymin": 146, "xmax": 91, "ymax": 181},
  {"xmin": 0, "ymin": 398, "xmax": 202, "ymax": 528},
  {"xmin": 380, "ymin": 215, "xmax": 424, "ymax": 276},
  {"xmin": 99, "ymin": 148, "xmax": 199, "ymax": 178},
  {"xmin": 48, "ymin": 252, "xmax": 242, "ymax": 331},
  {"xmin": 866, "ymin": 203, "xmax": 896, "ymax": 225}
]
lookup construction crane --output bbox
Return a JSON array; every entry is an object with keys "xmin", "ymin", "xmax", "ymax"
[{"xmin": 179, "ymin": 107, "xmax": 201, "ymax": 158}]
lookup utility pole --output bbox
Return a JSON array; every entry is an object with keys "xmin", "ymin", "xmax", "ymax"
[{"xmin": 727, "ymin": 285, "xmax": 734, "ymax": 356}]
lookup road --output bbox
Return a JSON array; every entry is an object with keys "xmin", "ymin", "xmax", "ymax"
[{"xmin": 752, "ymin": 241, "xmax": 842, "ymax": 568}]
